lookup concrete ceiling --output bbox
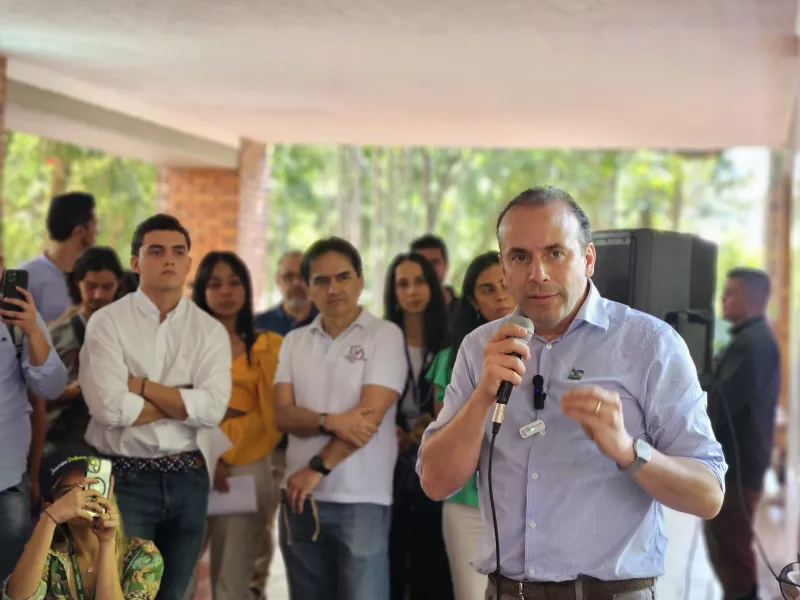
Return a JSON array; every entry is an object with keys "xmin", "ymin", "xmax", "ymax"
[{"xmin": 1, "ymin": 0, "xmax": 799, "ymax": 157}]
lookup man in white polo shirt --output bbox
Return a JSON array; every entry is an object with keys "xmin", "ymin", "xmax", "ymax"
[{"xmin": 274, "ymin": 237, "xmax": 406, "ymax": 600}]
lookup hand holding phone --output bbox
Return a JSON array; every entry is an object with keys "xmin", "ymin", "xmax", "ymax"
[
  {"xmin": 84, "ymin": 457, "xmax": 113, "ymax": 518},
  {"xmin": 0, "ymin": 276, "xmax": 40, "ymax": 336},
  {"xmin": 0, "ymin": 269, "xmax": 28, "ymax": 313}
]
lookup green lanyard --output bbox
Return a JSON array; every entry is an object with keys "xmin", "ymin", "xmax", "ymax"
[{"xmin": 68, "ymin": 550, "xmax": 91, "ymax": 600}]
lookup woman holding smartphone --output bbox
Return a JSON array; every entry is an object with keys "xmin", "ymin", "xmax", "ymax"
[
  {"xmin": 191, "ymin": 251, "xmax": 282, "ymax": 600},
  {"xmin": 3, "ymin": 445, "xmax": 163, "ymax": 600}
]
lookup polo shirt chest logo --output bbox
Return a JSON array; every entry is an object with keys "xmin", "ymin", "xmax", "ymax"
[
  {"xmin": 567, "ymin": 368, "xmax": 584, "ymax": 380},
  {"xmin": 344, "ymin": 344, "xmax": 367, "ymax": 363}
]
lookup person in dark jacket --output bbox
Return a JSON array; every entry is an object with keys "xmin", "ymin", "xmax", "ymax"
[
  {"xmin": 384, "ymin": 253, "xmax": 452, "ymax": 600},
  {"xmin": 705, "ymin": 267, "xmax": 780, "ymax": 600}
]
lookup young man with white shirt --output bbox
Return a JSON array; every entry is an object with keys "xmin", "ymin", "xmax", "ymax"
[
  {"xmin": 79, "ymin": 214, "xmax": 232, "ymax": 600},
  {"xmin": 274, "ymin": 237, "xmax": 406, "ymax": 600}
]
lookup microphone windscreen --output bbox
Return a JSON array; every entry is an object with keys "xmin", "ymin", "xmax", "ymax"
[{"xmin": 509, "ymin": 315, "xmax": 535, "ymax": 344}]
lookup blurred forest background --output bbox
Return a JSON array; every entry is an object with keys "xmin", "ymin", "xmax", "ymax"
[{"xmin": 3, "ymin": 131, "xmax": 767, "ymax": 348}]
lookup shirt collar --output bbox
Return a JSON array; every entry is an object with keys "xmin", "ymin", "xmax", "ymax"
[
  {"xmin": 133, "ymin": 289, "xmax": 189, "ymax": 321},
  {"xmin": 730, "ymin": 314, "xmax": 766, "ymax": 336},
  {"xmin": 39, "ymin": 252, "xmax": 63, "ymax": 276},
  {"xmin": 276, "ymin": 302, "xmax": 318, "ymax": 325},
  {"xmin": 310, "ymin": 306, "xmax": 370, "ymax": 337},
  {"xmin": 570, "ymin": 279, "xmax": 610, "ymax": 332}
]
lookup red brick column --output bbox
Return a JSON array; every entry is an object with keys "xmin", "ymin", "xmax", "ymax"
[
  {"xmin": 0, "ymin": 56, "xmax": 7, "ymax": 257},
  {"xmin": 156, "ymin": 139, "xmax": 270, "ymax": 304},
  {"xmin": 236, "ymin": 139, "xmax": 270, "ymax": 309}
]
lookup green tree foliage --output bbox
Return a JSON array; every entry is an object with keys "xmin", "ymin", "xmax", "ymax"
[
  {"xmin": 2, "ymin": 131, "xmax": 155, "ymax": 267},
  {"xmin": 263, "ymin": 145, "xmax": 760, "ymax": 318},
  {"xmin": 3, "ymin": 131, "xmax": 764, "ymax": 326}
]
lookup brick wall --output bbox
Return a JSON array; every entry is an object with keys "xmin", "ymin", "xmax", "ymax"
[
  {"xmin": 236, "ymin": 139, "xmax": 270, "ymax": 310},
  {"xmin": 0, "ymin": 56, "xmax": 7, "ymax": 257},
  {"xmin": 157, "ymin": 140, "xmax": 271, "ymax": 305}
]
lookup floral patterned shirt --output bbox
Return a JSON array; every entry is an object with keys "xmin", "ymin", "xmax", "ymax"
[{"xmin": 2, "ymin": 538, "xmax": 162, "ymax": 600}]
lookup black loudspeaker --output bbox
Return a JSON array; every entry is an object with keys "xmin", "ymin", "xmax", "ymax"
[{"xmin": 590, "ymin": 229, "xmax": 717, "ymax": 379}]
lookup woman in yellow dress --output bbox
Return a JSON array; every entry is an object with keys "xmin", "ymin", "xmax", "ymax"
[{"xmin": 191, "ymin": 251, "xmax": 283, "ymax": 600}]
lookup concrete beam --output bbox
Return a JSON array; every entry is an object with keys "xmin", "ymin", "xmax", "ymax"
[{"xmin": 5, "ymin": 79, "xmax": 238, "ymax": 168}]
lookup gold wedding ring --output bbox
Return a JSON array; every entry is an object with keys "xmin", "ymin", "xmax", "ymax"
[{"xmin": 594, "ymin": 400, "xmax": 602, "ymax": 415}]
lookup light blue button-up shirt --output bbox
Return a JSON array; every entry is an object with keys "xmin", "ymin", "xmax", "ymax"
[
  {"xmin": 16, "ymin": 254, "xmax": 73, "ymax": 322},
  {"xmin": 418, "ymin": 280, "xmax": 726, "ymax": 582},
  {"xmin": 0, "ymin": 316, "xmax": 68, "ymax": 491}
]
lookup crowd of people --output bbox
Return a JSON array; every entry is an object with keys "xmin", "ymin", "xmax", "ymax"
[{"xmin": 0, "ymin": 186, "xmax": 781, "ymax": 600}]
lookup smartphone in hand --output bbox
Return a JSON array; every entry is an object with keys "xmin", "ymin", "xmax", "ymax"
[
  {"xmin": 84, "ymin": 457, "xmax": 113, "ymax": 517},
  {"xmin": 1, "ymin": 269, "xmax": 29, "ymax": 313}
]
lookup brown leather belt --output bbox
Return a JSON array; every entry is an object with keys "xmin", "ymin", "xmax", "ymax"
[{"xmin": 488, "ymin": 573, "xmax": 655, "ymax": 600}]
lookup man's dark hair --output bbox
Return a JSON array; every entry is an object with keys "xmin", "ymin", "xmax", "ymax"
[
  {"xmin": 728, "ymin": 268, "xmax": 771, "ymax": 302},
  {"xmin": 410, "ymin": 234, "xmax": 449, "ymax": 263},
  {"xmin": 68, "ymin": 246, "xmax": 124, "ymax": 304},
  {"xmin": 496, "ymin": 187, "xmax": 593, "ymax": 248},
  {"xmin": 130, "ymin": 214, "xmax": 192, "ymax": 257},
  {"xmin": 46, "ymin": 192, "xmax": 96, "ymax": 242},
  {"xmin": 301, "ymin": 237, "xmax": 363, "ymax": 284}
]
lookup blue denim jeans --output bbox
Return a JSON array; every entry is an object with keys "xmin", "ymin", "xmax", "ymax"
[
  {"xmin": 114, "ymin": 468, "xmax": 209, "ymax": 600},
  {"xmin": 0, "ymin": 476, "xmax": 33, "ymax": 581},
  {"xmin": 279, "ymin": 496, "xmax": 390, "ymax": 600}
]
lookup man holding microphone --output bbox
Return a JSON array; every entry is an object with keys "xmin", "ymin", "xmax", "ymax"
[{"xmin": 418, "ymin": 187, "xmax": 727, "ymax": 600}]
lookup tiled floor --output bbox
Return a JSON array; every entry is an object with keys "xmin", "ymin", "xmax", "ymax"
[{"xmin": 193, "ymin": 477, "xmax": 796, "ymax": 600}]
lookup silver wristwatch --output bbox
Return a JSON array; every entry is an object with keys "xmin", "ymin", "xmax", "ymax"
[{"xmin": 622, "ymin": 438, "xmax": 652, "ymax": 475}]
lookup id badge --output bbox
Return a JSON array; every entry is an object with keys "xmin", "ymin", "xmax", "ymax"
[{"xmin": 519, "ymin": 419, "xmax": 545, "ymax": 439}]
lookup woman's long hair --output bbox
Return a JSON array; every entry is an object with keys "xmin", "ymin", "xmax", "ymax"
[
  {"xmin": 449, "ymin": 251, "xmax": 502, "ymax": 373},
  {"xmin": 192, "ymin": 251, "xmax": 257, "ymax": 363},
  {"xmin": 383, "ymin": 252, "xmax": 449, "ymax": 354}
]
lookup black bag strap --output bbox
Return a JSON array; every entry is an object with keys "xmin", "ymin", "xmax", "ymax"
[
  {"xmin": 70, "ymin": 314, "xmax": 86, "ymax": 346},
  {"xmin": 5, "ymin": 323, "xmax": 22, "ymax": 363}
]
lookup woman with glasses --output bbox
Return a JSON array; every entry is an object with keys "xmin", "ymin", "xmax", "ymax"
[
  {"xmin": 3, "ymin": 445, "xmax": 162, "ymax": 600},
  {"xmin": 191, "ymin": 251, "xmax": 283, "ymax": 600},
  {"xmin": 384, "ymin": 253, "xmax": 452, "ymax": 600},
  {"xmin": 427, "ymin": 251, "xmax": 513, "ymax": 600}
]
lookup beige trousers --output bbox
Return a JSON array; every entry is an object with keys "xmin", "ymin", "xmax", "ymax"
[
  {"xmin": 443, "ymin": 502, "xmax": 487, "ymax": 600},
  {"xmin": 207, "ymin": 453, "xmax": 275, "ymax": 600},
  {"xmin": 249, "ymin": 447, "xmax": 286, "ymax": 598}
]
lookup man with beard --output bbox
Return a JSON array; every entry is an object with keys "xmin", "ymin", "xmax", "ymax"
[
  {"xmin": 16, "ymin": 192, "xmax": 99, "ymax": 323},
  {"xmin": 251, "ymin": 250, "xmax": 318, "ymax": 599},
  {"xmin": 254, "ymin": 250, "xmax": 318, "ymax": 335},
  {"xmin": 45, "ymin": 247, "xmax": 124, "ymax": 450}
]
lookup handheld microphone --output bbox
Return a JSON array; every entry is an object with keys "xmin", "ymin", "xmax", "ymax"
[
  {"xmin": 532, "ymin": 374, "xmax": 546, "ymax": 410},
  {"xmin": 491, "ymin": 315, "xmax": 534, "ymax": 433}
]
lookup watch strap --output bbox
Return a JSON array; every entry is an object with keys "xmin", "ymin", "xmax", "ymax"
[
  {"xmin": 317, "ymin": 412, "xmax": 329, "ymax": 434},
  {"xmin": 309, "ymin": 455, "xmax": 331, "ymax": 476},
  {"xmin": 623, "ymin": 438, "xmax": 651, "ymax": 475}
]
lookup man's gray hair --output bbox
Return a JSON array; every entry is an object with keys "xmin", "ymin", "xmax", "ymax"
[{"xmin": 496, "ymin": 187, "xmax": 593, "ymax": 248}]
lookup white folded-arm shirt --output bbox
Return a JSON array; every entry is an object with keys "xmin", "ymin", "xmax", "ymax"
[{"xmin": 79, "ymin": 290, "xmax": 232, "ymax": 460}]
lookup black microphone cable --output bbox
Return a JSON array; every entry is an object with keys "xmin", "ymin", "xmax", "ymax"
[{"xmin": 487, "ymin": 316, "xmax": 534, "ymax": 584}]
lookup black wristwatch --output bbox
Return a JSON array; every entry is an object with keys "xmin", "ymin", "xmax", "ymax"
[
  {"xmin": 308, "ymin": 455, "xmax": 331, "ymax": 476},
  {"xmin": 317, "ymin": 412, "xmax": 330, "ymax": 434}
]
